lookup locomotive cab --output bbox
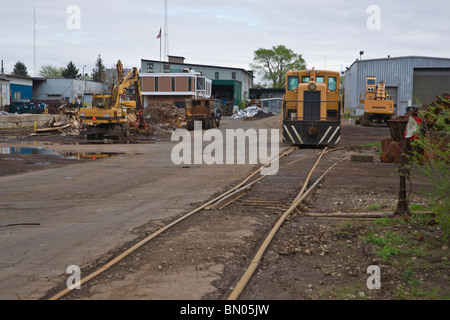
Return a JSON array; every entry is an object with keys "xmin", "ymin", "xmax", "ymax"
[{"xmin": 282, "ymin": 70, "xmax": 342, "ymax": 146}]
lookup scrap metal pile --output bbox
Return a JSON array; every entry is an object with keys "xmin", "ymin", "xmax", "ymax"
[
  {"xmin": 404, "ymin": 94, "xmax": 450, "ymax": 126},
  {"xmin": 33, "ymin": 102, "xmax": 188, "ymax": 138},
  {"xmin": 143, "ymin": 102, "xmax": 186, "ymax": 135},
  {"xmin": 381, "ymin": 93, "xmax": 449, "ymax": 163},
  {"xmin": 231, "ymin": 106, "xmax": 274, "ymax": 119}
]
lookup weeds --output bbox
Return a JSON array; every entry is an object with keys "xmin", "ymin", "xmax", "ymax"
[
  {"xmin": 377, "ymin": 245, "xmax": 402, "ymax": 260},
  {"xmin": 368, "ymin": 204, "xmax": 381, "ymax": 211},
  {"xmin": 407, "ymin": 97, "xmax": 450, "ymax": 236},
  {"xmin": 364, "ymin": 230, "xmax": 405, "ymax": 260},
  {"xmin": 398, "ymin": 268, "xmax": 442, "ymax": 299},
  {"xmin": 372, "ymin": 217, "xmax": 392, "ymax": 226}
]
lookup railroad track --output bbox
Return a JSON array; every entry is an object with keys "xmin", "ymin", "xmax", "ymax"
[{"xmin": 48, "ymin": 145, "xmax": 340, "ymax": 300}]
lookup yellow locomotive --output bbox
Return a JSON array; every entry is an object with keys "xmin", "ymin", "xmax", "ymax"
[{"xmin": 282, "ymin": 69, "xmax": 343, "ymax": 146}]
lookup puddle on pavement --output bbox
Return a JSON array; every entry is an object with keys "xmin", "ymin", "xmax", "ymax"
[
  {"xmin": 0, "ymin": 147, "xmax": 132, "ymax": 160},
  {"xmin": 0, "ymin": 136, "xmax": 158, "ymax": 145}
]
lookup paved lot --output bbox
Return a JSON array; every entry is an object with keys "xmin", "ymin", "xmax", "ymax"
[{"xmin": 0, "ymin": 117, "xmax": 282, "ymax": 299}]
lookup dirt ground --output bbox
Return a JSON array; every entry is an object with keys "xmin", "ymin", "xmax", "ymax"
[{"xmin": 1, "ymin": 118, "xmax": 449, "ymax": 301}]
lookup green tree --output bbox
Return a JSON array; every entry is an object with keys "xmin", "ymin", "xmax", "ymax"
[
  {"xmin": 340, "ymin": 74, "xmax": 345, "ymax": 96},
  {"xmin": 92, "ymin": 54, "xmax": 106, "ymax": 83},
  {"xmin": 62, "ymin": 61, "xmax": 80, "ymax": 79},
  {"xmin": 250, "ymin": 45, "xmax": 306, "ymax": 89},
  {"xmin": 12, "ymin": 61, "xmax": 29, "ymax": 77},
  {"xmin": 39, "ymin": 65, "xmax": 64, "ymax": 79}
]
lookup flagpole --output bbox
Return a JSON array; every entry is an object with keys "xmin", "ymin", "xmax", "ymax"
[{"xmin": 159, "ymin": 28, "xmax": 162, "ymax": 73}]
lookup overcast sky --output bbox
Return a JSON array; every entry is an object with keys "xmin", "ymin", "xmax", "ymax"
[{"xmin": 1, "ymin": 0, "xmax": 449, "ymax": 84}]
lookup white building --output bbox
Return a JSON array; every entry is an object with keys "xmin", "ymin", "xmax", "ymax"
[
  {"xmin": 140, "ymin": 68, "xmax": 212, "ymax": 108},
  {"xmin": 141, "ymin": 56, "xmax": 254, "ymax": 107},
  {"xmin": 33, "ymin": 78, "xmax": 107, "ymax": 105},
  {"xmin": 0, "ymin": 74, "xmax": 10, "ymax": 109}
]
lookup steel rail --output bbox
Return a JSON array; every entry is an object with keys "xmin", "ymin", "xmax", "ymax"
[{"xmin": 227, "ymin": 147, "xmax": 338, "ymax": 300}]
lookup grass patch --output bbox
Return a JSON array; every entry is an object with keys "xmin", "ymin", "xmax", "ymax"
[
  {"xmin": 364, "ymin": 230, "xmax": 405, "ymax": 260},
  {"xmin": 372, "ymin": 216, "xmax": 396, "ymax": 226},
  {"xmin": 368, "ymin": 204, "xmax": 381, "ymax": 211},
  {"xmin": 361, "ymin": 141, "xmax": 381, "ymax": 149},
  {"xmin": 324, "ymin": 216, "xmax": 450, "ymax": 299}
]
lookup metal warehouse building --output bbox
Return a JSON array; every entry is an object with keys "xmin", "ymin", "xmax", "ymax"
[{"xmin": 344, "ymin": 56, "xmax": 450, "ymax": 116}]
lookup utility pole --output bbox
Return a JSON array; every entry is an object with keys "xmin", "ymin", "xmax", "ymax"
[
  {"xmin": 164, "ymin": 0, "xmax": 169, "ymax": 61},
  {"xmin": 34, "ymin": 7, "xmax": 37, "ymax": 77},
  {"xmin": 82, "ymin": 65, "xmax": 86, "ymax": 105}
]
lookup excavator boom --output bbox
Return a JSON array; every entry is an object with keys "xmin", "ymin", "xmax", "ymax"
[{"xmin": 110, "ymin": 67, "xmax": 142, "ymax": 109}]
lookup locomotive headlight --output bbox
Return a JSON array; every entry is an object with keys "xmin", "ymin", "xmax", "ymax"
[{"xmin": 308, "ymin": 83, "xmax": 316, "ymax": 90}]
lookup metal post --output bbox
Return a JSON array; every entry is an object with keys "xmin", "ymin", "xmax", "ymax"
[
  {"xmin": 395, "ymin": 138, "xmax": 411, "ymax": 216},
  {"xmin": 159, "ymin": 31, "xmax": 162, "ymax": 73},
  {"xmin": 82, "ymin": 65, "xmax": 86, "ymax": 106}
]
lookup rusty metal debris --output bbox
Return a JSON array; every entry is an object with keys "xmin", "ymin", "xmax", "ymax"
[
  {"xmin": 143, "ymin": 102, "xmax": 186, "ymax": 135},
  {"xmin": 382, "ymin": 93, "xmax": 449, "ymax": 216},
  {"xmin": 33, "ymin": 102, "xmax": 187, "ymax": 138},
  {"xmin": 381, "ymin": 93, "xmax": 449, "ymax": 163},
  {"xmin": 405, "ymin": 93, "xmax": 450, "ymax": 127}
]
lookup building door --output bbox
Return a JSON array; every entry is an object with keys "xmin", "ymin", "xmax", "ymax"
[
  {"xmin": 303, "ymin": 91, "xmax": 321, "ymax": 120},
  {"xmin": 413, "ymin": 68, "xmax": 450, "ymax": 105}
]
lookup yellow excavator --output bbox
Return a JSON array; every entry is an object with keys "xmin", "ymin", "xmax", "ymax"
[
  {"xmin": 360, "ymin": 76, "xmax": 395, "ymax": 126},
  {"xmin": 79, "ymin": 60, "xmax": 149, "ymax": 140}
]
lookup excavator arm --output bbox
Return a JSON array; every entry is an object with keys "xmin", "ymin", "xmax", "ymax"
[{"xmin": 110, "ymin": 66, "xmax": 143, "ymax": 110}]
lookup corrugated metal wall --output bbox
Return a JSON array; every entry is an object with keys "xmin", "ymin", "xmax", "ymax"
[{"xmin": 344, "ymin": 56, "xmax": 450, "ymax": 116}]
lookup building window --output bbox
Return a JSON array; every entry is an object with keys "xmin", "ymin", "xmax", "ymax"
[
  {"xmin": 164, "ymin": 63, "xmax": 170, "ymax": 73},
  {"xmin": 171, "ymin": 77, "xmax": 176, "ymax": 92},
  {"xmin": 232, "ymin": 72, "xmax": 236, "ymax": 80},
  {"xmin": 147, "ymin": 63, "xmax": 154, "ymax": 73},
  {"xmin": 197, "ymin": 77, "xmax": 205, "ymax": 91},
  {"xmin": 174, "ymin": 101, "xmax": 185, "ymax": 109},
  {"xmin": 47, "ymin": 94, "xmax": 61, "ymax": 100},
  {"xmin": 206, "ymin": 82, "xmax": 210, "ymax": 97},
  {"xmin": 215, "ymin": 72, "xmax": 219, "ymax": 79},
  {"xmin": 155, "ymin": 77, "xmax": 159, "ymax": 92},
  {"xmin": 188, "ymin": 77, "xmax": 193, "ymax": 92}
]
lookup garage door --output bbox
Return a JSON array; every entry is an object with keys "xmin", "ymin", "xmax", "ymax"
[{"xmin": 413, "ymin": 68, "xmax": 450, "ymax": 105}]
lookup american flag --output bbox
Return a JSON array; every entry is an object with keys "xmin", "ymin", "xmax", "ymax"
[{"xmin": 157, "ymin": 28, "xmax": 161, "ymax": 39}]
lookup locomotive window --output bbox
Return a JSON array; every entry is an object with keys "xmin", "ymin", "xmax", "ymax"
[
  {"xmin": 301, "ymin": 76, "xmax": 310, "ymax": 83},
  {"xmin": 316, "ymin": 76, "xmax": 324, "ymax": 83},
  {"xmin": 367, "ymin": 79, "xmax": 376, "ymax": 85},
  {"xmin": 287, "ymin": 76, "xmax": 299, "ymax": 91},
  {"xmin": 328, "ymin": 77, "xmax": 337, "ymax": 91}
]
